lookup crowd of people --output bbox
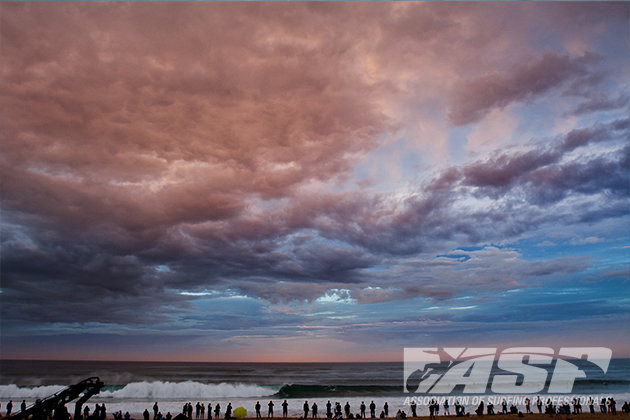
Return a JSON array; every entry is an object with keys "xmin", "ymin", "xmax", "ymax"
[
  {"xmin": 128, "ymin": 398, "xmax": 630, "ymax": 420},
  {"xmin": 2, "ymin": 398, "xmax": 629, "ymax": 420},
  {"xmin": 438, "ymin": 396, "xmax": 626, "ymax": 418},
  {"xmin": 170, "ymin": 400, "xmax": 391, "ymax": 420}
]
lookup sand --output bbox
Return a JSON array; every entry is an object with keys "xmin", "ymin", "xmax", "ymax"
[{"xmin": 122, "ymin": 415, "xmax": 628, "ymax": 420}]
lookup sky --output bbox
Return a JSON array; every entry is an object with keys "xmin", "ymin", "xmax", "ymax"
[{"xmin": 1, "ymin": 2, "xmax": 629, "ymax": 363}]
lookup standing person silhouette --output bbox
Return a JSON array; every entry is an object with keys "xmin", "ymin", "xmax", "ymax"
[
  {"xmin": 154, "ymin": 403, "xmax": 159, "ymax": 420},
  {"xmin": 268, "ymin": 401, "xmax": 274, "ymax": 418},
  {"xmin": 312, "ymin": 403, "xmax": 318, "ymax": 418},
  {"xmin": 256, "ymin": 402, "xmax": 262, "ymax": 419},
  {"xmin": 304, "ymin": 402, "xmax": 310, "ymax": 419},
  {"xmin": 384, "ymin": 403, "xmax": 389, "ymax": 418},
  {"xmin": 370, "ymin": 402, "xmax": 376, "ymax": 419}
]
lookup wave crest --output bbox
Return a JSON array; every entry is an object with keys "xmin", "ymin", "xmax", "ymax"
[{"xmin": 0, "ymin": 382, "xmax": 277, "ymax": 400}]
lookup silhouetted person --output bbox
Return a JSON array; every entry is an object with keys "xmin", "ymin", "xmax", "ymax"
[
  {"xmin": 345, "ymin": 403, "xmax": 351, "ymax": 418},
  {"xmin": 326, "ymin": 401, "xmax": 332, "ymax": 419},
  {"xmin": 609, "ymin": 398, "xmax": 616, "ymax": 415},
  {"xmin": 154, "ymin": 403, "xmax": 159, "ymax": 420},
  {"xmin": 268, "ymin": 401, "xmax": 274, "ymax": 418},
  {"xmin": 304, "ymin": 402, "xmax": 310, "ymax": 418},
  {"xmin": 475, "ymin": 403, "xmax": 483, "ymax": 417},
  {"xmin": 525, "ymin": 398, "xmax": 530, "ymax": 414},
  {"xmin": 208, "ymin": 404, "xmax": 212, "ymax": 420},
  {"xmin": 383, "ymin": 403, "xmax": 388, "ymax": 418},
  {"xmin": 575, "ymin": 398, "xmax": 581, "ymax": 414},
  {"xmin": 370, "ymin": 402, "xmax": 376, "ymax": 419},
  {"xmin": 312, "ymin": 403, "xmax": 318, "ymax": 418},
  {"xmin": 144, "ymin": 409, "xmax": 150, "ymax": 420},
  {"xmin": 7, "ymin": 401, "xmax": 13, "ymax": 417},
  {"xmin": 455, "ymin": 400, "xmax": 464, "ymax": 418},
  {"xmin": 257, "ymin": 402, "xmax": 263, "ymax": 419}
]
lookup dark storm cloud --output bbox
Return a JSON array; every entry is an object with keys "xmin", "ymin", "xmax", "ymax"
[
  {"xmin": 448, "ymin": 52, "xmax": 602, "ymax": 126},
  {"xmin": 2, "ymin": 116, "xmax": 627, "ymax": 324},
  {"xmin": 0, "ymin": 2, "xmax": 628, "ymax": 335},
  {"xmin": 572, "ymin": 94, "xmax": 629, "ymax": 115},
  {"xmin": 289, "ymin": 119, "xmax": 629, "ymax": 256}
]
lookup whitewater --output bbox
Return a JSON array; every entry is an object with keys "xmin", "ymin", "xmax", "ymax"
[{"xmin": 1, "ymin": 360, "xmax": 628, "ymax": 418}]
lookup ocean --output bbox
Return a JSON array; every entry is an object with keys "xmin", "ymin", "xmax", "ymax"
[{"xmin": 1, "ymin": 360, "xmax": 629, "ymax": 418}]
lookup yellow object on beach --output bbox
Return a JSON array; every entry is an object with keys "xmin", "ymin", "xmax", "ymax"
[{"xmin": 233, "ymin": 407, "xmax": 247, "ymax": 419}]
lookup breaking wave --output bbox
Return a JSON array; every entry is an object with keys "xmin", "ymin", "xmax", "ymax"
[
  {"xmin": 0, "ymin": 382, "xmax": 278, "ymax": 400},
  {"xmin": 0, "ymin": 384, "xmax": 66, "ymax": 399}
]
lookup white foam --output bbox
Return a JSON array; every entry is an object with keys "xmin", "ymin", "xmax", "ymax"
[
  {"xmin": 101, "ymin": 382, "xmax": 277, "ymax": 399},
  {"xmin": 0, "ymin": 384, "xmax": 66, "ymax": 399},
  {"xmin": 0, "ymin": 382, "xmax": 277, "ymax": 401}
]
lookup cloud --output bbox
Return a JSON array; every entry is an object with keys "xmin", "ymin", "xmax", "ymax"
[
  {"xmin": 448, "ymin": 52, "xmax": 601, "ymax": 126},
  {"xmin": 0, "ymin": 2, "xmax": 628, "ymax": 358},
  {"xmin": 570, "ymin": 236, "xmax": 605, "ymax": 246},
  {"xmin": 572, "ymin": 94, "xmax": 629, "ymax": 115},
  {"xmin": 2, "ymin": 116, "xmax": 627, "ymax": 324}
]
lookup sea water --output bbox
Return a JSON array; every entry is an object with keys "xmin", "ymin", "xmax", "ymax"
[{"xmin": 0, "ymin": 360, "xmax": 628, "ymax": 418}]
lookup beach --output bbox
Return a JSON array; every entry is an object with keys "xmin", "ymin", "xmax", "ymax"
[
  {"xmin": 1, "ymin": 361, "xmax": 628, "ymax": 420},
  {"xmin": 101, "ymin": 414, "xmax": 629, "ymax": 420}
]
